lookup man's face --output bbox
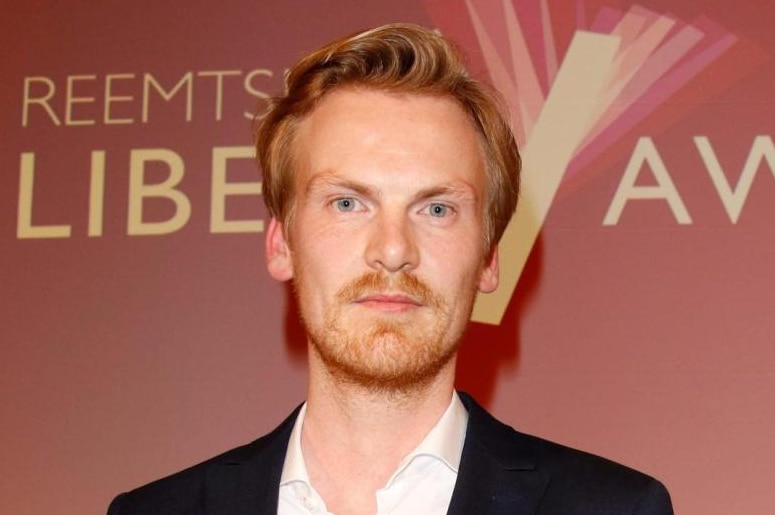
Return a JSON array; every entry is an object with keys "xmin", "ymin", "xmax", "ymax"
[{"xmin": 266, "ymin": 88, "xmax": 499, "ymax": 392}]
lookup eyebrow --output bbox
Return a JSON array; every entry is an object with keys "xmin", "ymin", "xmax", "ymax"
[
  {"xmin": 305, "ymin": 172, "xmax": 479, "ymax": 203},
  {"xmin": 305, "ymin": 173, "xmax": 373, "ymax": 198},
  {"xmin": 413, "ymin": 183, "xmax": 478, "ymax": 203}
]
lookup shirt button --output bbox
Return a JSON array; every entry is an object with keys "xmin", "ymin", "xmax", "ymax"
[{"xmin": 303, "ymin": 496, "xmax": 318, "ymax": 512}]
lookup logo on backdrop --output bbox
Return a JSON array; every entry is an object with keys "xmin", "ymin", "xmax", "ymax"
[
  {"xmin": 16, "ymin": 68, "xmax": 279, "ymax": 240},
  {"xmin": 426, "ymin": 0, "xmax": 767, "ymax": 324}
]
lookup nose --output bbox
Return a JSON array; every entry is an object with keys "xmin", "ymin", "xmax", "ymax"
[{"xmin": 365, "ymin": 210, "xmax": 419, "ymax": 273}]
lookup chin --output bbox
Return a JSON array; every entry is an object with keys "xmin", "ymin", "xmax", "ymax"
[{"xmin": 313, "ymin": 326, "xmax": 458, "ymax": 394}]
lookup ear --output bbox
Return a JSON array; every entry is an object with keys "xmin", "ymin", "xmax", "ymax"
[
  {"xmin": 477, "ymin": 245, "xmax": 500, "ymax": 293},
  {"xmin": 265, "ymin": 217, "xmax": 294, "ymax": 281}
]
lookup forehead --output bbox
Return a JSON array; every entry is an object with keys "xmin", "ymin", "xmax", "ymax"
[{"xmin": 292, "ymin": 88, "xmax": 486, "ymax": 192}]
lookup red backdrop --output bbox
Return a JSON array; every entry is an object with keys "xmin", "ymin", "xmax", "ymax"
[{"xmin": 2, "ymin": 1, "xmax": 774, "ymax": 514}]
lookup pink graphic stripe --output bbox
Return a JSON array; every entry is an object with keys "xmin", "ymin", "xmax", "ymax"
[
  {"xmin": 576, "ymin": 0, "xmax": 588, "ymax": 29},
  {"xmin": 591, "ymin": 5, "xmax": 625, "ymax": 33},
  {"xmin": 569, "ymin": 31, "xmax": 738, "ymax": 176},
  {"xmin": 540, "ymin": 0, "xmax": 559, "ymax": 84},
  {"xmin": 582, "ymin": 11, "xmax": 678, "ymax": 147},
  {"xmin": 464, "ymin": 0, "xmax": 526, "ymax": 143},
  {"xmin": 610, "ymin": 5, "xmax": 651, "ymax": 45},
  {"xmin": 572, "ymin": 9, "xmax": 737, "ymax": 166},
  {"xmin": 502, "ymin": 0, "xmax": 545, "ymax": 135},
  {"xmin": 619, "ymin": 24, "xmax": 703, "ymax": 104}
]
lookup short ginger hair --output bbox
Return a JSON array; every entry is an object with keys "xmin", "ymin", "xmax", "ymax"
[{"xmin": 255, "ymin": 23, "xmax": 520, "ymax": 251}]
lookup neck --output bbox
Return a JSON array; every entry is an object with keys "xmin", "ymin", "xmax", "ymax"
[
  {"xmin": 300, "ymin": 352, "xmax": 457, "ymax": 514},
  {"xmin": 304, "ymin": 354, "xmax": 456, "ymax": 458}
]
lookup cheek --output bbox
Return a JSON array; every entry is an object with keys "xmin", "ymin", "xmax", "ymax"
[
  {"xmin": 425, "ymin": 250, "xmax": 486, "ymax": 306},
  {"xmin": 292, "ymin": 239, "xmax": 350, "ymax": 303},
  {"xmin": 423, "ymin": 254, "xmax": 469, "ymax": 291},
  {"xmin": 424, "ymin": 231, "xmax": 485, "ymax": 272}
]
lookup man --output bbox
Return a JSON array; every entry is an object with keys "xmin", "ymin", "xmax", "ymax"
[{"xmin": 108, "ymin": 23, "xmax": 673, "ymax": 515}]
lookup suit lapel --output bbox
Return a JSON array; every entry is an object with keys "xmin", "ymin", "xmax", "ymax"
[
  {"xmin": 448, "ymin": 393, "xmax": 549, "ymax": 515},
  {"xmin": 197, "ymin": 395, "xmax": 548, "ymax": 515},
  {"xmin": 203, "ymin": 406, "xmax": 300, "ymax": 515}
]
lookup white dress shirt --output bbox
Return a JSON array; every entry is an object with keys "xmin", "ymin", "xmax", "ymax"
[{"xmin": 278, "ymin": 392, "xmax": 469, "ymax": 515}]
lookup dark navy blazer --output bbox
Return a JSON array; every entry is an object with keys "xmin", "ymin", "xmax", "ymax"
[{"xmin": 108, "ymin": 393, "xmax": 673, "ymax": 515}]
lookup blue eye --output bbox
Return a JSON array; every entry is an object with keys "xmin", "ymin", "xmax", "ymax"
[
  {"xmin": 334, "ymin": 198, "xmax": 357, "ymax": 212},
  {"xmin": 428, "ymin": 203, "xmax": 449, "ymax": 217}
]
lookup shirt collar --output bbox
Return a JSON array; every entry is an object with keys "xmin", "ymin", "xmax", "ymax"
[
  {"xmin": 279, "ymin": 392, "xmax": 469, "ymax": 486},
  {"xmin": 280, "ymin": 402, "xmax": 310, "ymax": 485}
]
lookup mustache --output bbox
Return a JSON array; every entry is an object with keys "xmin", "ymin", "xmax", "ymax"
[{"xmin": 336, "ymin": 272, "xmax": 443, "ymax": 309}]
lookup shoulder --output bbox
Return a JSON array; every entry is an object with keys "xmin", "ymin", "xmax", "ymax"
[
  {"xmin": 107, "ymin": 406, "xmax": 300, "ymax": 515},
  {"xmin": 504, "ymin": 427, "xmax": 671, "ymax": 509},
  {"xmin": 458, "ymin": 392, "xmax": 673, "ymax": 514},
  {"xmin": 107, "ymin": 442, "xmax": 255, "ymax": 515}
]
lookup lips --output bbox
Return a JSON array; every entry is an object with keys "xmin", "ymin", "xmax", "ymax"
[
  {"xmin": 354, "ymin": 293, "xmax": 423, "ymax": 312},
  {"xmin": 335, "ymin": 271, "xmax": 442, "ymax": 310}
]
